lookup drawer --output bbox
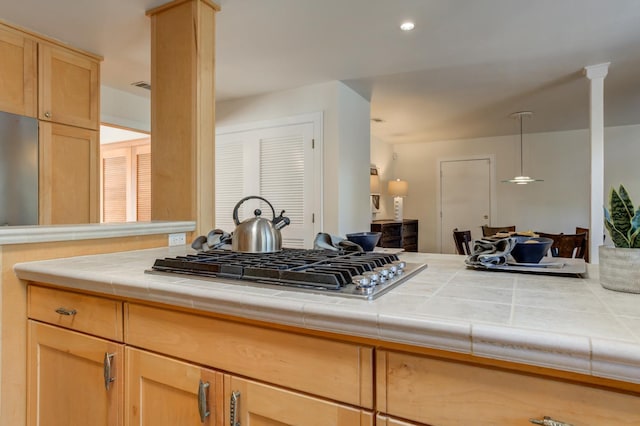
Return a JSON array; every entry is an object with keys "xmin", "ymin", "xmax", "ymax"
[
  {"xmin": 376, "ymin": 350, "xmax": 640, "ymax": 426},
  {"xmin": 28, "ymin": 285, "xmax": 124, "ymax": 341},
  {"xmin": 125, "ymin": 303, "xmax": 374, "ymax": 409}
]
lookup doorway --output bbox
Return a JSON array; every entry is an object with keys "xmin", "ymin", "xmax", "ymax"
[{"xmin": 438, "ymin": 156, "xmax": 495, "ymax": 254}]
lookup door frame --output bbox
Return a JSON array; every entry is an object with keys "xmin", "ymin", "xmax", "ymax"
[
  {"xmin": 215, "ymin": 112, "xmax": 324, "ymax": 243},
  {"xmin": 436, "ymin": 154, "xmax": 497, "ymax": 253}
]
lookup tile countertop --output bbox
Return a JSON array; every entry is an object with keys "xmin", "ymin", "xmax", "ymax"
[{"xmin": 13, "ymin": 246, "xmax": 640, "ymax": 385}]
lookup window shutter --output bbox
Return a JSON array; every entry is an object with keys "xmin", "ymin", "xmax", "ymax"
[
  {"xmin": 136, "ymin": 152, "xmax": 151, "ymax": 221},
  {"xmin": 103, "ymin": 155, "xmax": 127, "ymax": 222},
  {"xmin": 260, "ymin": 135, "xmax": 304, "ymax": 248},
  {"xmin": 215, "ymin": 141, "xmax": 244, "ymax": 233}
]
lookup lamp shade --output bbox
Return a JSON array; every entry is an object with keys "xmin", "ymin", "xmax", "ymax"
[
  {"xmin": 388, "ymin": 179, "xmax": 408, "ymax": 197},
  {"xmin": 370, "ymin": 174, "xmax": 380, "ymax": 193}
]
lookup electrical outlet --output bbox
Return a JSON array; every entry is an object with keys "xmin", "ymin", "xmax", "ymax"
[{"xmin": 168, "ymin": 232, "xmax": 186, "ymax": 246}]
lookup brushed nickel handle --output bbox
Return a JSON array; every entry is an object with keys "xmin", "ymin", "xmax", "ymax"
[
  {"xmin": 198, "ymin": 380, "xmax": 210, "ymax": 422},
  {"xmin": 230, "ymin": 391, "xmax": 240, "ymax": 426},
  {"xmin": 103, "ymin": 353, "xmax": 115, "ymax": 391},
  {"xmin": 55, "ymin": 307, "xmax": 77, "ymax": 316},
  {"xmin": 44, "ymin": 111, "xmax": 51, "ymax": 118},
  {"xmin": 530, "ymin": 416, "xmax": 573, "ymax": 426}
]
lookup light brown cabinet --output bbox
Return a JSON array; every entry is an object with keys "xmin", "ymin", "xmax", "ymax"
[
  {"xmin": 38, "ymin": 43, "xmax": 100, "ymax": 130},
  {"xmin": 26, "ymin": 284, "xmax": 640, "ymax": 426},
  {"xmin": 27, "ymin": 321, "xmax": 124, "ymax": 426},
  {"xmin": 225, "ymin": 375, "xmax": 374, "ymax": 426},
  {"xmin": 126, "ymin": 348, "xmax": 222, "ymax": 426},
  {"xmin": 0, "ymin": 24, "xmax": 37, "ymax": 117},
  {"xmin": 39, "ymin": 122, "xmax": 99, "ymax": 224},
  {"xmin": 376, "ymin": 350, "xmax": 640, "ymax": 426}
]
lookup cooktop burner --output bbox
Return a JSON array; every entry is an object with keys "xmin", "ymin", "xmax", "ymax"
[{"xmin": 148, "ymin": 248, "xmax": 427, "ymax": 299}]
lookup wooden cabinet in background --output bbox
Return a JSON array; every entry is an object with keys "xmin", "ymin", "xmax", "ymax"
[
  {"xmin": 126, "ymin": 348, "xmax": 222, "ymax": 426},
  {"xmin": 39, "ymin": 122, "xmax": 99, "ymax": 224},
  {"xmin": 371, "ymin": 219, "xmax": 419, "ymax": 252},
  {"xmin": 0, "ymin": 23, "xmax": 37, "ymax": 117},
  {"xmin": 27, "ymin": 321, "xmax": 124, "ymax": 426},
  {"xmin": 38, "ymin": 43, "xmax": 100, "ymax": 130}
]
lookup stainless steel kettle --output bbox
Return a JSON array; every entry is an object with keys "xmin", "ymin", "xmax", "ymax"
[{"xmin": 232, "ymin": 196, "xmax": 290, "ymax": 253}]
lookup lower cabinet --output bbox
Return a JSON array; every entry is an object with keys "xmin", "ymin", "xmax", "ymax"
[
  {"xmin": 126, "ymin": 348, "xmax": 222, "ymax": 426},
  {"xmin": 27, "ymin": 321, "xmax": 124, "ymax": 426},
  {"xmin": 376, "ymin": 350, "xmax": 640, "ymax": 426},
  {"xmin": 225, "ymin": 375, "xmax": 374, "ymax": 426},
  {"xmin": 375, "ymin": 414, "xmax": 420, "ymax": 425}
]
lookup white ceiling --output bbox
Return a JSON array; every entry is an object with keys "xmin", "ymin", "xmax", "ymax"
[{"xmin": 2, "ymin": 0, "xmax": 640, "ymax": 143}]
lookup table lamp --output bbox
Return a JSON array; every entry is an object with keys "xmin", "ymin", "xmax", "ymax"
[{"xmin": 388, "ymin": 179, "xmax": 408, "ymax": 221}]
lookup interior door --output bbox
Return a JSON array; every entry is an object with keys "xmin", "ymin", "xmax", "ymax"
[{"xmin": 440, "ymin": 158, "xmax": 492, "ymax": 254}]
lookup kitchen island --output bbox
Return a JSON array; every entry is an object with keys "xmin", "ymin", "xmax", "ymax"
[{"xmin": 14, "ymin": 247, "xmax": 640, "ymax": 425}]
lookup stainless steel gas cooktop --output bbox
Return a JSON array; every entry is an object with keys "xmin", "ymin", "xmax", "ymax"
[{"xmin": 148, "ymin": 248, "xmax": 427, "ymax": 300}]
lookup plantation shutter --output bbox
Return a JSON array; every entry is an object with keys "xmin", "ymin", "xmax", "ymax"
[
  {"xmin": 103, "ymin": 155, "xmax": 127, "ymax": 222},
  {"xmin": 215, "ymin": 139, "xmax": 245, "ymax": 233},
  {"xmin": 136, "ymin": 151, "xmax": 151, "ymax": 221},
  {"xmin": 260, "ymin": 135, "xmax": 305, "ymax": 248},
  {"xmin": 215, "ymin": 115, "xmax": 318, "ymax": 248}
]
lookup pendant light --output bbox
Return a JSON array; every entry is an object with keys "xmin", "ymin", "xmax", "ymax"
[{"xmin": 502, "ymin": 111, "xmax": 543, "ymax": 184}]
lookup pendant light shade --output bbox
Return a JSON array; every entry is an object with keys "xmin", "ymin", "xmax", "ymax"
[{"xmin": 502, "ymin": 111, "xmax": 543, "ymax": 184}]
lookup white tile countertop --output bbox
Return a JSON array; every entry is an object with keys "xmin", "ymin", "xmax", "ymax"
[{"xmin": 13, "ymin": 246, "xmax": 640, "ymax": 385}]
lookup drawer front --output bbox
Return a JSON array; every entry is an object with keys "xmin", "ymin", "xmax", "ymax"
[
  {"xmin": 377, "ymin": 350, "xmax": 640, "ymax": 426},
  {"xmin": 28, "ymin": 285, "xmax": 123, "ymax": 341},
  {"xmin": 126, "ymin": 303, "xmax": 374, "ymax": 409}
]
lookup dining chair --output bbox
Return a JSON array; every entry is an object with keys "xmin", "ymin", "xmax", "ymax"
[
  {"xmin": 481, "ymin": 224, "xmax": 516, "ymax": 237},
  {"xmin": 575, "ymin": 226, "xmax": 589, "ymax": 262},
  {"xmin": 537, "ymin": 232, "xmax": 587, "ymax": 258},
  {"xmin": 453, "ymin": 228, "xmax": 473, "ymax": 255}
]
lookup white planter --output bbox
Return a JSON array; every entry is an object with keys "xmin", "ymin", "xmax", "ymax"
[{"xmin": 599, "ymin": 245, "xmax": 640, "ymax": 293}]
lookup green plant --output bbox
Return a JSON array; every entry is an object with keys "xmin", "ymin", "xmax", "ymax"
[{"xmin": 604, "ymin": 185, "xmax": 640, "ymax": 248}]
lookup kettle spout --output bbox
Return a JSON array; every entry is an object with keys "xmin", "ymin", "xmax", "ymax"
[{"xmin": 273, "ymin": 210, "xmax": 290, "ymax": 230}]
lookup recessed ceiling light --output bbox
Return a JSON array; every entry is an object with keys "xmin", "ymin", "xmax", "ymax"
[{"xmin": 400, "ymin": 21, "xmax": 415, "ymax": 31}]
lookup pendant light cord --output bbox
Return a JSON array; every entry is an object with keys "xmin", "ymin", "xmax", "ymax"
[{"xmin": 519, "ymin": 113, "xmax": 524, "ymax": 176}]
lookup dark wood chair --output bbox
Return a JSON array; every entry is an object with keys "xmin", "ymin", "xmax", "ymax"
[
  {"xmin": 537, "ymin": 232, "xmax": 587, "ymax": 258},
  {"xmin": 481, "ymin": 224, "xmax": 516, "ymax": 237},
  {"xmin": 576, "ymin": 227, "xmax": 589, "ymax": 262},
  {"xmin": 453, "ymin": 228, "xmax": 473, "ymax": 255}
]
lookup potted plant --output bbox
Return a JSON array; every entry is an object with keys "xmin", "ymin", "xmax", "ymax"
[{"xmin": 600, "ymin": 184, "xmax": 640, "ymax": 293}]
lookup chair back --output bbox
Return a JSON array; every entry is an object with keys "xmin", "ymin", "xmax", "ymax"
[
  {"xmin": 575, "ymin": 227, "xmax": 589, "ymax": 262},
  {"xmin": 537, "ymin": 232, "xmax": 587, "ymax": 258},
  {"xmin": 482, "ymin": 224, "xmax": 516, "ymax": 237},
  {"xmin": 453, "ymin": 228, "xmax": 473, "ymax": 255}
]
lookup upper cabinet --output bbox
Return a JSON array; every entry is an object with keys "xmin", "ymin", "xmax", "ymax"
[
  {"xmin": 0, "ymin": 24, "xmax": 37, "ymax": 117},
  {"xmin": 39, "ymin": 43, "xmax": 100, "ymax": 130}
]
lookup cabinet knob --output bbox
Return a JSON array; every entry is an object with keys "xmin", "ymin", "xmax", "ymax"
[{"xmin": 44, "ymin": 111, "xmax": 51, "ymax": 118}]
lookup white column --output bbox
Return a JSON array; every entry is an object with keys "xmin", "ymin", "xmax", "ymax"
[{"xmin": 584, "ymin": 62, "xmax": 610, "ymax": 264}]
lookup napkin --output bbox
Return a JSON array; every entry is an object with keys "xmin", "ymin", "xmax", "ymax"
[{"xmin": 465, "ymin": 237, "xmax": 517, "ymax": 266}]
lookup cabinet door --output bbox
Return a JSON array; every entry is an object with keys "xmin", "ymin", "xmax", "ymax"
[
  {"xmin": 39, "ymin": 122, "xmax": 99, "ymax": 224},
  {"xmin": 0, "ymin": 24, "xmax": 37, "ymax": 116},
  {"xmin": 28, "ymin": 321, "xmax": 123, "ymax": 426},
  {"xmin": 225, "ymin": 375, "xmax": 374, "ymax": 426},
  {"xmin": 126, "ymin": 348, "xmax": 222, "ymax": 426},
  {"xmin": 39, "ymin": 43, "xmax": 99, "ymax": 130},
  {"xmin": 376, "ymin": 414, "xmax": 421, "ymax": 426}
]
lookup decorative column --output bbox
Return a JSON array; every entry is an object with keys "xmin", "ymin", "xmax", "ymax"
[
  {"xmin": 584, "ymin": 62, "xmax": 610, "ymax": 264},
  {"xmin": 147, "ymin": 0, "xmax": 219, "ymax": 236}
]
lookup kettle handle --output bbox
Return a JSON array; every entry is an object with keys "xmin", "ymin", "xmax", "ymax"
[{"xmin": 232, "ymin": 196, "xmax": 276, "ymax": 226}]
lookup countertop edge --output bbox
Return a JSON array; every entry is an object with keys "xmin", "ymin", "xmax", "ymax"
[{"xmin": 0, "ymin": 221, "xmax": 196, "ymax": 245}]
